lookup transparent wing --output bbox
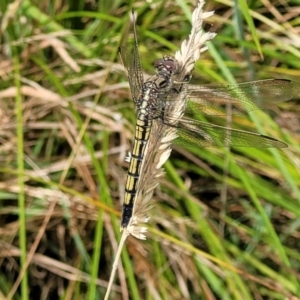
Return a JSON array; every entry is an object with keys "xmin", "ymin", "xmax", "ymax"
[
  {"xmin": 178, "ymin": 79, "xmax": 300, "ymax": 116},
  {"xmin": 171, "ymin": 118, "xmax": 287, "ymax": 148},
  {"xmin": 119, "ymin": 16, "xmax": 144, "ymax": 103}
]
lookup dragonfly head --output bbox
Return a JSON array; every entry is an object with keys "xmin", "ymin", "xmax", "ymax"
[{"xmin": 154, "ymin": 55, "xmax": 179, "ymax": 75}]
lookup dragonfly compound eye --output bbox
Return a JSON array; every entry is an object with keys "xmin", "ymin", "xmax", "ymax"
[
  {"xmin": 153, "ymin": 58, "xmax": 165, "ymax": 71},
  {"xmin": 154, "ymin": 56, "xmax": 179, "ymax": 74}
]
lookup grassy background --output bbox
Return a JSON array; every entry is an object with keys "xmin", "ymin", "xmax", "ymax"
[{"xmin": 0, "ymin": 0, "xmax": 300, "ymax": 299}]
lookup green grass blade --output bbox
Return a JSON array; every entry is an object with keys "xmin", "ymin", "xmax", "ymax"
[{"xmin": 14, "ymin": 49, "xmax": 29, "ymax": 300}]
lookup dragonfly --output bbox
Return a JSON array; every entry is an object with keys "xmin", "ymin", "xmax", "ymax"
[{"xmin": 119, "ymin": 23, "xmax": 300, "ymax": 229}]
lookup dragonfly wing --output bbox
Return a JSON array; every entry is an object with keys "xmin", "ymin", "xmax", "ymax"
[
  {"xmin": 119, "ymin": 18, "xmax": 144, "ymax": 103},
  {"xmin": 182, "ymin": 79, "xmax": 300, "ymax": 116},
  {"xmin": 173, "ymin": 118, "xmax": 287, "ymax": 148},
  {"xmin": 119, "ymin": 46, "xmax": 144, "ymax": 103}
]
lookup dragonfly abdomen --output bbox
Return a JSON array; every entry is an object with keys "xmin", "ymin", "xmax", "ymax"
[{"xmin": 121, "ymin": 110, "xmax": 153, "ymax": 228}]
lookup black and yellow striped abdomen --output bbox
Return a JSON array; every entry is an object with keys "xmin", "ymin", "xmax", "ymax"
[
  {"xmin": 121, "ymin": 85, "xmax": 155, "ymax": 228},
  {"xmin": 121, "ymin": 116, "xmax": 152, "ymax": 228}
]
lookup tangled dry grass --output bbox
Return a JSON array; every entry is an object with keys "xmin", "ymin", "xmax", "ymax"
[{"xmin": 0, "ymin": 0, "xmax": 300, "ymax": 299}]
